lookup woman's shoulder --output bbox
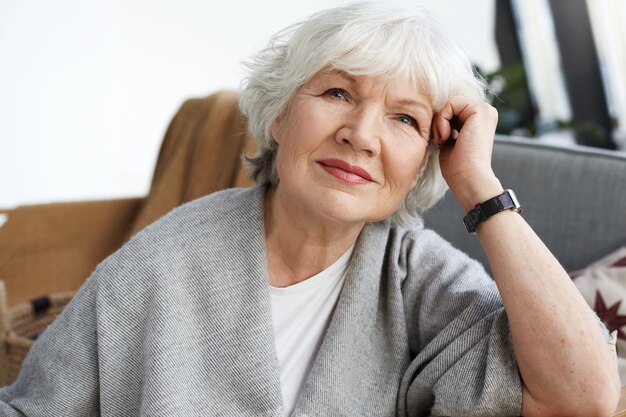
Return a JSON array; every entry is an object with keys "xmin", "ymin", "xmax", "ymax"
[
  {"xmin": 383, "ymin": 221, "xmax": 485, "ymax": 279},
  {"xmin": 134, "ymin": 186, "xmax": 263, "ymax": 243},
  {"xmin": 388, "ymin": 221, "xmax": 462, "ymax": 256},
  {"xmin": 361, "ymin": 219, "xmax": 463, "ymax": 261},
  {"xmin": 160, "ymin": 186, "xmax": 264, "ymax": 230},
  {"xmin": 94, "ymin": 186, "xmax": 266, "ymax": 282}
]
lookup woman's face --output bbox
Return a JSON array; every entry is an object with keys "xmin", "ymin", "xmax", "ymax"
[{"xmin": 271, "ymin": 69, "xmax": 433, "ymax": 226}]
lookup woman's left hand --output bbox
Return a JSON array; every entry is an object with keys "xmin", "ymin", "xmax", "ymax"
[{"xmin": 432, "ymin": 97, "xmax": 503, "ymax": 211}]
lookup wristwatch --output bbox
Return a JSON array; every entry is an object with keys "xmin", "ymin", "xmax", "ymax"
[{"xmin": 463, "ymin": 189, "xmax": 522, "ymax": 233}]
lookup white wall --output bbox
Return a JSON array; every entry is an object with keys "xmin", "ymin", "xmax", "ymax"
[{"xmin": 0, "ymin": 0, "xmax": 498, "ymax": 208}]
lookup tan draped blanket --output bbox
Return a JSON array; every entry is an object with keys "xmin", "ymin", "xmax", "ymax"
[{"xmin": 0, "ymin": 91, "xmax": 255, "ymax": 307}]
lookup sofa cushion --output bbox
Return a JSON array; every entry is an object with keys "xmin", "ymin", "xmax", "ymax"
[{"xmin": 570, "ymin": 246, "xmax": 626, "ymax": 384}]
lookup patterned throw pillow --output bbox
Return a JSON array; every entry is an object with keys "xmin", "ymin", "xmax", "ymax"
[{"xmin": 570, "ymin": 246, "xmax": 626, "ymax": 384}]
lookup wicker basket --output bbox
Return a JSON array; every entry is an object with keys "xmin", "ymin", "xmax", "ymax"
[{"xmin": 0, "ymin": 281, "xmax": 74, "ymax": 386}]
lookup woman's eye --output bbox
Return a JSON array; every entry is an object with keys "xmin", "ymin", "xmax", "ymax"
[
  {"xmin": 397, "ymin": 114, "xmax": 418, "ymax": 129},
  {"xmin": 326, "ymin": 88, "xmax": 347, "ymax": 100}
]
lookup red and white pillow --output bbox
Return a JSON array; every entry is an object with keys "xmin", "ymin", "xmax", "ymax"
[{"xmin": 570, "ymin": 246, "xmax": 626, "ymax": 384}]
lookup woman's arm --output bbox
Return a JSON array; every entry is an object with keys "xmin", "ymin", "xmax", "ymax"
[{"xmin": 433, "ymin": 97, "xmax": 621, "ymax": 417}]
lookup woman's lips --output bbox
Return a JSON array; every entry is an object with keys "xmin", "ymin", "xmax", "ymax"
[{"xmin": 317, "ymin": 159, "xmax": 374, "ymax": 184}]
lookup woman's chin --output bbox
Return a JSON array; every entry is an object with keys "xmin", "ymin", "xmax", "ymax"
[{"xmin": 309, "ymin": 198, "xmax": 391, "ymax": 227}]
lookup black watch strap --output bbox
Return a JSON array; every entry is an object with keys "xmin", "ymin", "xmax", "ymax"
[{"xmin": 463, "ymin": 189, "xmax": 522, "ymax": 233}]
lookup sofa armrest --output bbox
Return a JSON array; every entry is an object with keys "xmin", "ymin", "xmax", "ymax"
[{"xmin": 0, "ymin": 198, "xmax": 142, "ymax": 306}]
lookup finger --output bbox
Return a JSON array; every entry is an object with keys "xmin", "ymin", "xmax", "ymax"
[
  {"xmin": 449, "ymin": 115, "xmax": 463, "ymax": 133},
  {"xmin": 433, "ymin": 111, "xmax": 451, "ymax": 145},
  {"xmin": 446, "ymin": 96, "xmax": 498, "ymax": 129},
  {"xmin": 430, "ymin": 114, "xmax": 441, "ymax": 143},
  {"xmin": 443, "ymin": 96, "xmax": 474, "ymax": 124},
  {"xmin": 436, "ymin": 97, "xmax": 498, "ymax": 146},
  {"xmin": 434, "ymin": 100, "xmax": 465, "ymax": 144}
]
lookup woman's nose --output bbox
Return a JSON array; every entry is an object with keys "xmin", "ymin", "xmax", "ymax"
[{"xmin": 334, "ymin": 106, "xmax": 382, "ymax": 157}]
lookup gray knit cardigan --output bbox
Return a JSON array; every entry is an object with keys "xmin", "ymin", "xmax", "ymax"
[{"xmin": 0, "ymin": 186, "xmax": 522, "ymax": 417}]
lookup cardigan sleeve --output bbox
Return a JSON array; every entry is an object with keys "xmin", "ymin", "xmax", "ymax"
[
  {"xmin": 0, "ymin": 274, "xmax": 101, "ymax": 416},
  {"xmin": 397, "ymin": 230, "xmax": 522, "ymax": 417}
]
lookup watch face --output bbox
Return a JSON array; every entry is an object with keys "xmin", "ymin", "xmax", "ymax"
[{"xmin": 506, "ymin": 189, "xmax": 522, "ymax": 211}]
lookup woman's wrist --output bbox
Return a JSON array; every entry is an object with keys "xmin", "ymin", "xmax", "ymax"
[{"xmin": 450, "ymin": 175, "xmax": 504, "ymax": 213}]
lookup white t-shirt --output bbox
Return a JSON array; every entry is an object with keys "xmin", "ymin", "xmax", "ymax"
[{"xmin": 270, "ymin": 246, "xmax": 354, "ymax": 416}]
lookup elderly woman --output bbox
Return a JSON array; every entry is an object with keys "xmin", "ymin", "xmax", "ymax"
[{"xmin": 0, "ymin": 2, "xmax": 619, "ymax": 416}]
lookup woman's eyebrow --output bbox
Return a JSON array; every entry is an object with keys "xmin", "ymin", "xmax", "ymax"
[
  {"xmin": 316, "ymin": 69, "xmax": 358, "ymax": 85},
  {"xmin": 393, "ymin": 98, "xmax": 433, "ymax": 116},
  {"xmin": 335, "ymin": 71, "xmax": 358, "ymax": 84}
]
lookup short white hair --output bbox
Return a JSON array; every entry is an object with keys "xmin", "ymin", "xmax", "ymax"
[{"xmin": 239, "ymin": 1, "xmax": 487, "ymax": 226}]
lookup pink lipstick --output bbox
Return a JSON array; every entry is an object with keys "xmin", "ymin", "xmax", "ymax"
[{"xmin": 317, "ymin": 159, "xmax": 373, "ymax": 184}]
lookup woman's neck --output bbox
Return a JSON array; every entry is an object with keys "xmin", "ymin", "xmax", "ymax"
[{"xmin": 264, "ymin": 186, "xmax": 363, "ymax": 288}]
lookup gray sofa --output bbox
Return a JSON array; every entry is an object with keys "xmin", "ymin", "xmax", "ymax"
[{"xmin": 424, "ymin": 135, "xmax": 626, "ymax": 273}]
